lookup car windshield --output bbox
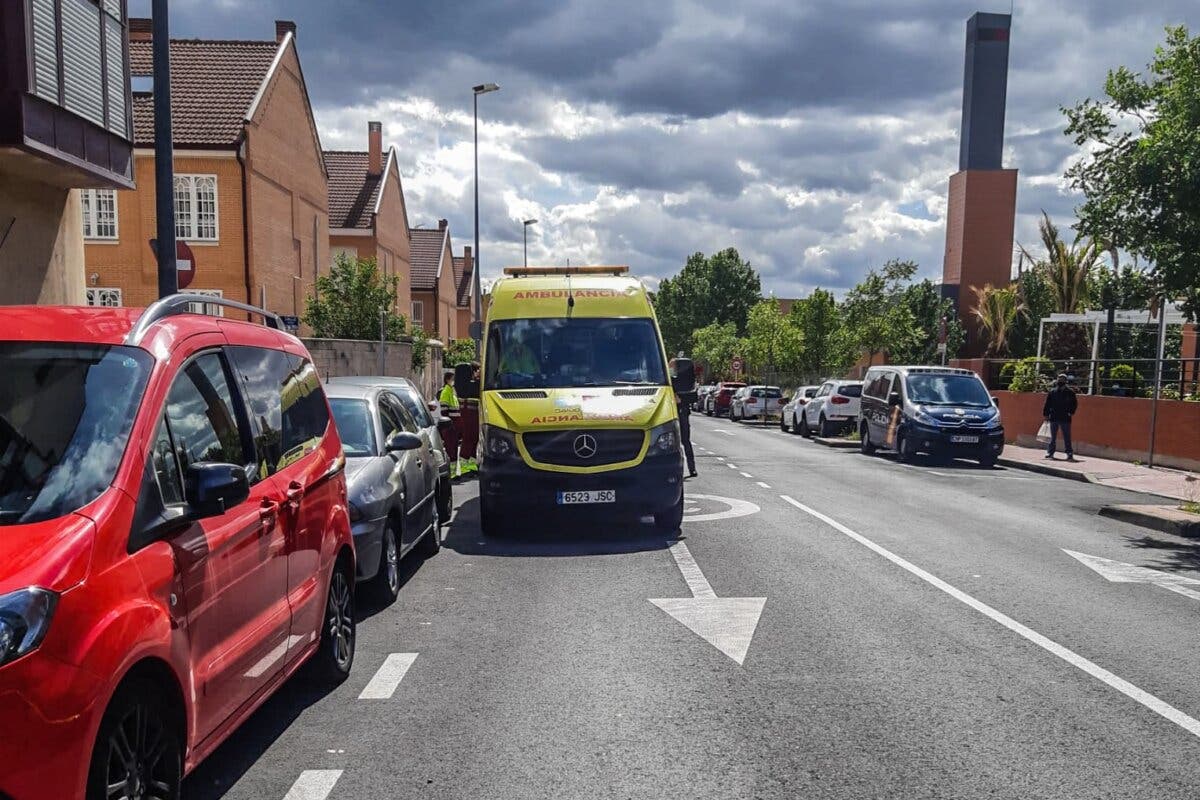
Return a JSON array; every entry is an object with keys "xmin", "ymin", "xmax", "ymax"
[
  {"xmin": 484, "ymin": 317, "xmax": 667, "ymax": 389},
  {"xmin": 329, "ymin": 399, "xmax": 377, "ymax": 457},
  {"xmin": 906, "ymin": 374, "xmax": 992, "ymax": 407},
  {"xmin": 0, "ymin": 343, "xmax": 152, "ymax": 525}
]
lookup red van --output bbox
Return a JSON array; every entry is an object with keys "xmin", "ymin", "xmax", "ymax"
[{"xmin": 0, "ymin": 296, "xmax": 355, "ymax": 799}]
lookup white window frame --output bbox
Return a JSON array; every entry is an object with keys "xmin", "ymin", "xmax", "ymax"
[
  {"xmin": 187, "ymin": 289, "xmax": 224, "ymax": 317},
  {"xmin": 174, "ymin": 174, "xmax": 219, "ymax": 242},
  {"xmin": 85, "ymin": 287, "xmax": 123, "ymax": 307},
  {"xmin": 80, "ymin": 189, "xmax": 118, "ymax": 240},
  {"xmin": 411, "ymin": 300, "xmax": 424, "ymax": 324}
]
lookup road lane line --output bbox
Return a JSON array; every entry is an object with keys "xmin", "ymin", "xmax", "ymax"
[
  {"xmin": 779, "ymin": 494, "xmax": 1200, "ymax": 741},
  {"xmin": 717, "ymin": 456, "xmax": 726, "ymax": 461},
  {"xmin": 359, "ymin": 652, "xmax": 419, "ymax": 699},
  {"xmin": 740, "ymin": 472, "xmax": 753, "ymax": 478},
  {"xmin": 727, "ymin": 463, "xmax": 738, "ymax": 469},
  {"xmin": 665, "ymin": 540, "xmax": 717, "ymax": 599},
  {"xmin": 283, "ymin": 770, "xmax": 342, "ymax": 800},
  {"xmin": 757, "ymin": 482, "xmax": 771, "ymax": 489}
]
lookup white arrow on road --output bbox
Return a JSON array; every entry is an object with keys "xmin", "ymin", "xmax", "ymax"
[
  {"xmin": 709, "ymin": 428, "xmax": 737, "ymax": 436},
  {"xmin": 650, "ymin": 540, "xmax": 765, "ymax": 665},
  {"xmin": 1064, "ymin": 550, "xmax": 1200, "ymax": 602}
]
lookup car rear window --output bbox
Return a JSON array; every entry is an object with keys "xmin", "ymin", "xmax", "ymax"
[
  {"xmin": 752, "ymin": 388, "xmax": 782, "ymax": 398},
  {"xmin": 838, "ymin": 385, "xmax": 863, "ymax": 398}
]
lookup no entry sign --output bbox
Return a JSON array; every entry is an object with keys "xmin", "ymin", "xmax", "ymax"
[{"xmin": 149, "ymin": 239, "xmax": 197, "ymax": 290}]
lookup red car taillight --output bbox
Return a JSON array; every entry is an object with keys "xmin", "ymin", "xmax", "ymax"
[
  {"xmin": 830, "ymin": 395, "xmax": 850, "ymax": 405},
  {"xmin": 747, "ymin": 397, "xmax": 758, "ymax": 404}
]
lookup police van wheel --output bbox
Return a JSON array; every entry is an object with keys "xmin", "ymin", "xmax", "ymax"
[
  {"xmin": 654, "ymin": 497, "xmax": 685, "ymax": 533},
  {"xmin": 860, "ymin": 424, "xmax": 876, "ymax": 455}
]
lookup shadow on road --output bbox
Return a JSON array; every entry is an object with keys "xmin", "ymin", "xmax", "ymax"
[
  {"xmin": 443, "ymin": 496, "xmax": 676, "ymax": 557},
  {"xmin": 1122, "ymin": 534, "xmax": 1200, "ymax": 574}
]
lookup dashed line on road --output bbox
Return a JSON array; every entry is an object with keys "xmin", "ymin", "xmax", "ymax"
[
  {"xmin": 358, "ymin": 653, "xmax": 418, "ymax": 700},
  {"xmin": 727, "ymin": 463, "xmax": 738, "ymax": 469},
  {"xmin": 283, "ymin": 770, "xmax": 342, "ymax": 800},
  {"xmin": 740, "ymin": 472, "xmax": 753, "ymax": 479},
  {"xmin": 757, "ymin": 482, "xmax": 771, "ymax": 489},
  {"xmin": 779, "ymin": 494, "xmax": 1200, "ymax": 742}
]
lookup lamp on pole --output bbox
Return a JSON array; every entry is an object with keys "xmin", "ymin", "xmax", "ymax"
[
  {"xmin": 472, "ymin": 82, "xmax": 500, "ymax": 359},
  {"xmin": 522, "ymin": 218, "xmax": 537, "ymax": 267}
]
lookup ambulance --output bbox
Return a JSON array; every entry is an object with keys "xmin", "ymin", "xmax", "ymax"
[{"xmin": 477, "ymin": 266, "xmax": 694, "ymax": 535}]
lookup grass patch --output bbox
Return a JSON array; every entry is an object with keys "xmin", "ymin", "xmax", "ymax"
[{"xmin": 1182, "ymin": 501, "xmax": 1200, "ymax": 516}]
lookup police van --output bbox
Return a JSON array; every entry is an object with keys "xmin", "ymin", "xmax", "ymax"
[{"xmin": 477, "ymin": 266, "xmax": 693, "ymax": 535}]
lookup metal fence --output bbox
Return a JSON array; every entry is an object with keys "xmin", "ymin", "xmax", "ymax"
[{"xmin": 981, "ymin": 357, "xmax": 1200, "ymax": 400}]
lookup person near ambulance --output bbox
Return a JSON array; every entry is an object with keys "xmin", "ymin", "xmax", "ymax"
[
  {"xmin": 671, "ymin": 354, "xmax": 697, "ymax": 477},
  {"xmin": 439, "ymin": 370, "xmax": 462, "ymax": 476}
]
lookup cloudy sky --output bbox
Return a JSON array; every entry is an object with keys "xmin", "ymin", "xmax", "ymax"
[{"xmin": 144, "ymin": 0, "xmax": 1198, "ymax": 297}]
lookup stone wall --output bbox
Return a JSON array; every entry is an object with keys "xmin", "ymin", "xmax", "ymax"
[{"xmin": 302, "ymin": 337, "xmax": 442, "ymax": 398}]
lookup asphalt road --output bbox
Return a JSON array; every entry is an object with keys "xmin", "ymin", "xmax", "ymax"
[{"xmin": 186, "ymin": 414, "xmax": 1200, "ymax": 799}]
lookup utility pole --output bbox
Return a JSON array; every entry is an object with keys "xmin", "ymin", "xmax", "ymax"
[
  {"xmin": 152, "ymin": 0, "xmax": 177, "ymax": 298},
  {"xmin": 471, "ymin": 83, "xmax": 500, "ymax": 359}
]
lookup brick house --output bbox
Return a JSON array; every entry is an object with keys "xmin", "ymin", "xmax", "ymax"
[
  {"xmin": 83, "ymin": 19, "xmax": 328, "ymax": 322},
  {"xmin": 326, "ymin": 121, "xmax": 412, "ymax": 318},
  {"xmin": 410, "ymin": 220, "xmax": 459, "ymax": 343},
  {"xmin": 1, "ymin": 0, "xmax": 134, "ymax": 305},
  {"xmin": 453, "ymin": 247, "xmax": 474, "ymax": 341}
]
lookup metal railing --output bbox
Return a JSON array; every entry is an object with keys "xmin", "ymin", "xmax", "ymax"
[{"xmin": 982, "ymin": 357, "xmax": 1200, "ymax": 400}]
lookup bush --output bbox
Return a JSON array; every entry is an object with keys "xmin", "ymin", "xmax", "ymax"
[
  {"xmin": 445, "ymin": 338, "xmax": 477, "ymax": 367},
  {"xmin": 1007, "ymin": 357, "xmax": 1054, "ymax": 392}
]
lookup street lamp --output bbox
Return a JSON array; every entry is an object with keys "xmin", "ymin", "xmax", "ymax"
[
  {"xmin": 523, "ymin": 218, "xmax": 537, "ymax": 267},
  {"xmin": 472, "ymin": 82, "xmax": 500, "ymax": 359}
]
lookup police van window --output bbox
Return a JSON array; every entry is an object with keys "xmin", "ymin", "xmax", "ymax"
[{"xmin": 165, "ymin": 352, "xmax": 249, "ymax": 473}]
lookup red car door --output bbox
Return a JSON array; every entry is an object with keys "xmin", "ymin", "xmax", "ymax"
[{"xmin": 158, "ymin": 344, "xmax": 290, "ymax": 741}]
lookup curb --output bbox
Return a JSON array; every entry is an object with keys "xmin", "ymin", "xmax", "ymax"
[
  {"xmin": 813, "ymin": 437, "xmax": 859, "ymax": 450},
  {"xmin": 996, "ymin": 457, "xmax": 1093, "ymax": 483},
  {"xmin": 1099, "ymin": 505, "xmax": 1200, "ymax": 538}
]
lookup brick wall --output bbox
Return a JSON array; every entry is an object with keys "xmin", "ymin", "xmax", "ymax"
[
  {"xmin": 994, "ymin": 390, "xmax": 1200, "ymax": 471},
  {"xmin": 375, "ymin": 160, "xmax": 412, "ymax": 317},
  {"xmin": 302, "ymin": 337, "xmax": 443, "ymax": 398}
]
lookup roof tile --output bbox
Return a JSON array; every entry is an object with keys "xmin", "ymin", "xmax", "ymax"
[
  {"xmin": 324, "ymin": 151, "xmax": 381, "ymax": 229},
  {"xmin": 410, "ymin": 228, "xmax": 446, "ymax": 291},
  {"xmin": 453, "ymin": 254, "xmax": 473, "ymax": 307}
]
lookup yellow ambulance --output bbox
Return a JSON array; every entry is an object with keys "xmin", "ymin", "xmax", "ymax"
[{"xmin": 477, "ymin": 266, "xmax": 694, "ymax": 535}]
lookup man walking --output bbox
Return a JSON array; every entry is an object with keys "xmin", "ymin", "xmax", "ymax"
[{"xmin": 1043, "ymin": 373, "xmax": 1078, "ymax": 461}]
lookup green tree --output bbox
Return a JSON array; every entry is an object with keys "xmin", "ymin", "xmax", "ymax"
[
  {"xmin": 790, "ymin": 288, "xmax": 854, "ymax": 381},
  {"xmin": 654, "ymin": 248, "xmax": 762, "ymax": 354},
  {"xmin": 1009, "ymin": 267, "xmax": 1056, "ymax": 358},
  {"xmin": 741, "ymin": 299, "xmax": 804, "ymax": 377},
  {"xmin": 971, "ymin": 284, "xmax": 1024, "ymax": 356},
  {"xmin": 1064, "ymin": 25, "xmax": 1200, "ymax": 319},
  {"xmin": 1017, "ymin": 213, "xmax": 1103, "ymax": 359},
  {"xmin": 444, "ymin": 338, "xmax": 477, "ymax": 367},
  {"xmin": 304, "ymin": 253, "xmax": 407, "ymax": 341},
  {"xmin": 840, "ymin": 259, "xmax": 920, "ymax": 366},
  {"xmin": 691, "ymin": 321, "xmax": 740, "ymax": 381},
  {"xmin": 890, "ymin": 279, "xmax": 964, "ymax": 364}
]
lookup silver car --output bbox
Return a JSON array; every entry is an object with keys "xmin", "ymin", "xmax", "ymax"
[
  {"xmin": 326, "ymin": 383, "xmax": 442, "ymax": 604},
  {"xmin": 330, "ymin": 376, "xmax": 453, "ymax": 522}
]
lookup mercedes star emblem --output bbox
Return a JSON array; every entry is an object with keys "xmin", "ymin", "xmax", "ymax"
[{"xmin": 573, "ymin": 434, "xmax": 598, "ymax": 459}]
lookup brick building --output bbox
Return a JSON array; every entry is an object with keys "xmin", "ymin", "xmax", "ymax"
[
  {"xmin": 83, "ymin": 19, "xmax": 328, "ymax": 322},
  {"xmin": 409, "ymin": 221, "xmax": 459, "ymax": 343},
  {"xmin": 326, "ymin": 121, "xmax": 413, "ymax": 317},
  {"xmin": 453, "ymin": 247, "xmax": 474, "ymax": 340}
]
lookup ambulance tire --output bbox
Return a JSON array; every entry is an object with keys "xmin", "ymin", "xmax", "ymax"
[{"xmin": 654, "ymin": 496, "xmax": 685, "ymax": 533}]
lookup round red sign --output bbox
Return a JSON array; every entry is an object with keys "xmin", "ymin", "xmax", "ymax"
[{"xmin": 176, "ymin": 241, "xmax": 196, "ymax": 290}]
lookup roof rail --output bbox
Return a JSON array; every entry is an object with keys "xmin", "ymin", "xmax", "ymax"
[
  {"xmin": 125, "ymin": 293, "xmax": 284, "ymax": 346},
  {"xmin": 502, "ymin": 265, "xmax": 629, "ymax": 277}
]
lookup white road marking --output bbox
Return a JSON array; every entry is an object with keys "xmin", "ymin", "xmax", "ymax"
[
  {"xmin": 780, "ymin": 495, "xmax": 1200, "ymax": 741},
  {"xmin": 757, "ymin": 482, "xmax": 771, "ymax": 489},
  {"xmin": 651, "ymin": 540, "xmax": 766, "ymax": 665},
  {"xmin": 712, "ymin": 429, "xmax": 737, "ymax": 436},
  {"xmin": 1064, "ymin": 550, "xmax": 1200, "ymax": 602},
  {"xmin": 682, "ymin": 494, "xmax": 761, "ymax": 523},
  {"xmin": 740, "ymin": 472, "xmax": 753, "ymax": 478},
  {"xmin": 283, "ymin": 770, "xmax": 342, "ymax": 800},
  {"xmin": 359, "ymin": 653, "xmax": 419, "ymax": 699},
  {"xmin": 727, "ymin": 463, "xmax": 738, "ymax": 469},
  {"xmin": 717, "ymin": 456, "xmax": 726, "ymax": 462}
]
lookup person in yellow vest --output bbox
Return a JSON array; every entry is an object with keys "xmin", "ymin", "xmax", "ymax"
[{"xmin": 438, "ymin": 370, "xmax": 462, "ymax": 477}]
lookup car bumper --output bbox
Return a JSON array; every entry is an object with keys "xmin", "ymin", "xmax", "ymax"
[
  {"xmin": 0, "ymin": 650, "xmax": 105, "ymax": 799},
  {"xmin": 907, "ymin": 424, "xmax": 1005, "ymax": 457},
  {"xmin": 480, "ymin": 454, "xmax": 684, "ymax": 518},
  {"xmin": 351, "ymin": 516, "xmax": 387, "ymax": 581}
]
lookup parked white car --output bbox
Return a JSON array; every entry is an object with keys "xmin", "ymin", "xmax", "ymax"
[
  {"xmin": 798, "ymin": 380, "xmax": 863, "ymax": 437},
  {"xmin": 730, "ymin": 385, "xmax": 783, "ymax": 422},
  {"xmin": 780, "ymin": 385, "xmax": 821, "ymax": 433}
]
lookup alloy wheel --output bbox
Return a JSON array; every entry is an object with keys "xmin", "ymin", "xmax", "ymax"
[
  {"xmin": 327, "ymin": 570, "xmax": 354, "ymax": 671},
  {"xmin": 385, "ymin": 529, "xmax": 400, "ymax": 596},
  {"xmin": 101, "ymin": 701, "xmax": 178, "ymax": 800}
]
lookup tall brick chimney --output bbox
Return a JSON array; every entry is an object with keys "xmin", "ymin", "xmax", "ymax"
[
  {"xmin": 275, "ymin": 20, "xmax": 296, "ymax": 44},
  {"xmin": 463, "ymin": 246, "xmax": 473, "ymax": 272},
  {"xmin": 367, "ymin": 121, "xmax": 383, "ymax": 176},
  {"xmin": 129, "ymin": 18, "xmax": 152, "ymax": 42},
  {"xmin": 438, "ymin": 219, "xmax": 448, "ymax": 230}
]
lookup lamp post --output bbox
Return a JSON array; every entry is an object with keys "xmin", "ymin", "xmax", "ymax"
[
  {"xmin": 472, "ymin": 82, "xmax": 500, "ymax": 359},
  {"xmin": 152, "ymin": 0, "xmax": 176, "ymax": 299},
  {"xmin": 522, "ymin": 218, "xmax": 537, "ymax": 267}
]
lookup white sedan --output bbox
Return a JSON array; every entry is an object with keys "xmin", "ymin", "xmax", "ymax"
[
  {"xmin": 780, "ymin": 386, "xmax": 821, "ymax": 433},
  {"xmin": 798, "ymin": 380, "xmax": 863, "ymax": 438}
]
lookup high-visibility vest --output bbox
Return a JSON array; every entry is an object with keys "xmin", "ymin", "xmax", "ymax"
[{"xmin": 439, "ymin": 383, "xmax": 460, "ymax": 412}]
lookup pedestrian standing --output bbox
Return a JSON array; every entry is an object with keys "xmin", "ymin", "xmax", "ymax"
[
  {"xmin": 1043, "ymin": 373, "xmax": 1078, "ymax": 461},
  {"xmin": 439, "ymin": 370, "xmax": 462, "ymax": 476},
  {"xmin": 671, "ymin": 356, "xmax": 697, "ymax": 478}
]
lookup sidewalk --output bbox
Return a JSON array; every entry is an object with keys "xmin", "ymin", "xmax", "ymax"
[{"xmin": 999, "ymin": 443, "xmax": 1198, "ymax": 503}]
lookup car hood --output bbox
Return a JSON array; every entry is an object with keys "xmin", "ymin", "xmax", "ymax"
[
  {"xmin": 0, "ymin": 512, "xmax": 95, "ymax": 595},
  {"xmin": 484, "ymin": 387, "xmax": 673, "ymax": 431}
]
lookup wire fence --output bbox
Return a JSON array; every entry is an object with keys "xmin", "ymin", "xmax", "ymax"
[{"xmin": 981, "ymin": 357, "xmax": 1200, "ymax": 400}]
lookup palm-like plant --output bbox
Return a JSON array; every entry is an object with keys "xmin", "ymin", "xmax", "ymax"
[
  {"xmin": 972, "ymin": 284, "xmax": 1025, "ymax": 356},
  {"xmin": 1018, "ymin": 211, "xmax": 1104, "ymax": 313}
]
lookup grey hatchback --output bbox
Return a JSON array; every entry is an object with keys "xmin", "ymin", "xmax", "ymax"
[{"xmin": 326, "ymin": 383, "xmax": 442, "ymax": 603}]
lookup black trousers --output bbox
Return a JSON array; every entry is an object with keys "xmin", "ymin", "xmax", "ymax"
[{"xmin": 679, "ymin": 411, "xmax": 695, "ymax": 473}]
